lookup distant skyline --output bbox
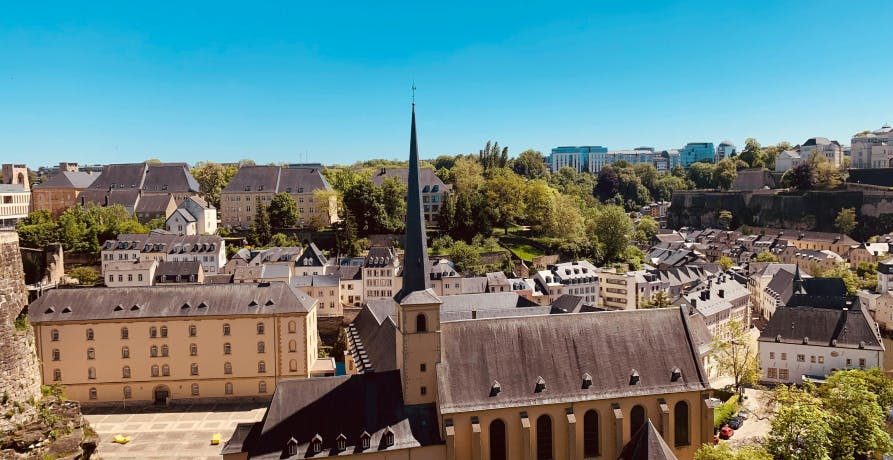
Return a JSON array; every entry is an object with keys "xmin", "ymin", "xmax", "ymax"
[{"xmin": 2, "ymin": 1, "xmax": 892, "ymax": 169}]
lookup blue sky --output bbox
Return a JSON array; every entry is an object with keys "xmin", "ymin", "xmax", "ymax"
[{"xmin": 1, "ymin": 1, "xmax": 891, "ymax": 168}]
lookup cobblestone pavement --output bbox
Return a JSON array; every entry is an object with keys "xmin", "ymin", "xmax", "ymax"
[
  {"xmin": 726, "ymin": 387, "xmax": 772, "ymax": 449},
  {"xmin": 83, "ymin": 402, "xmax": 266, "ymax": 459}
]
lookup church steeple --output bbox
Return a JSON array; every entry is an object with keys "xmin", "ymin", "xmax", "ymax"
[{"xmin": 397, "ymin": 102, "xmax": 431, "ymax": 300}]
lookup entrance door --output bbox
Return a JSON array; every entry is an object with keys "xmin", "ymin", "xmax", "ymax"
[{"xmin": 153, "ymin": 386, "xmax": 169, "ymax": 405}]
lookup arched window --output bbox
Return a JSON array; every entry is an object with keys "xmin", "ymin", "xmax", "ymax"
[
  {"xmin": 191, "ymin": 363, "xmax": 199, "ymax": 375},
  {"xmin": 53, "ymin": 369, "xmax": 61, "ymax": 381},
  {"xmin": 288, "ymin": 321, "xmax": 296, "ymax": 333},
  {"xmin": 161, "ymin": 345, "xmax": 169, "ymax": 357},
  {"xmin": 257, "ymin": 322, "xmax": 265, "ymax": 335},
  {"xmin": 674, "ymin": 401, "xmax": 690, "ymax": 447},
  {"xmin": 162, "ymin": 364, "xmax": 170, "ymax": 376},
  {"xmin": 258, "ymin": 361, "xmax": 266, "ymax": 373},
  {"xmin": 257, "ymin": 341, "xmax": 265, "ymax": 353},
  {"xmin": 225, "ymin": 382, "xmax": 233, "ymax": 395},
  {"xmin": 88, "ymin": 387, "xmax": 97, "ymax": 400},
  {"xmin": 150, "ymin": 345, "xmax": 158, "ymax": 357},
  {"xmin": 87, "ymin": 367, "xmax": 96, "ymax": 379},
  {"xmin": 86, "ymin": 328, "xmax": 94, "ymax": 340},
  {"xmin": 151, "ymin": 365, "xmax": 159, "ymax": 377},
  {"xmin": 149, "ymin": 326, "xmax": 157, "ymax": 338},
  {"xmin": 258, "ymin": 381, "xmax": 267, "ymax": 393},
  {"xmin": 630, "ymin": 405, "xmax": 646, "ymax": 437},
  {"xmin": 223, "ymin": 323, "xmax": 231, "ymax": 336},
  {"xmin": 122, "ymin": 366, "xmax": 131, "ymax": 378},
  {"xmin": 224, "ymin": 362, "xmax": 232, "ymax": 374},
  {"xmin": 52, "ymin": 349, "xmax": 60, "ymax": 361},
  {"xmin": 289, "ymin": 359, "xmax": 298, "ymax": 372},
  {"xmin": 160, "ymin": 326, "xmax": 168, "ymax": 337},
  {"xmin": 87, "ymin": 348, "xmax": 95, "ymax": 359},
  {"xmin": 123, "ymin": 386, "xmax": 132, "ymax": 399},
  {"xmin": 190, "ymin": 343, "xmax": 198, "ymax": 356},
  {"xmin": 536, "ymin": 415, "xmax": 553, "ymax": 460},
  {"xmin": 51, "ymin": 329, "xmax": 59, "ymax": 341},
  {"xmin": 288, "ymin": 340, "xmax": 297, "ymax": 352},
  {"xmin": 191, "ymin": 383, "xmax": 199, "ymax": 395},
  {"xmin": 188, "ymin": 325, "xmax": 197, "ymax": 337},
  {"xmin": 416, "ymin": 313, "xmax": 427, "ymax": 332},
  {"xmin": 223, "ymin": 343, "xmax": 231, "ymax": 354},
  {"xmin": 121, "ymin": 327, "xmax": 129, "ymax": 339},
  {"xmin": 121, "ymin": 346, "xmax": 129, "ymax": 358},
  {"xmin": 584, "ymin": 410, "xmax": 600, "ymax": 457},
  {"xmin": 489, "ymin": 419, "xmax": 507, "ymax": 460}
]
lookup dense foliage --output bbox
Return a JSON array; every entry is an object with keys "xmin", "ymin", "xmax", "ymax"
[{"xmin": 16, "ymin": 205, "xmax": 148, "ymax": 255}]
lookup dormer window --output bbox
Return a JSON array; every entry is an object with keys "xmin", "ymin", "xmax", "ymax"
[
  {"xmin": 310, "ymin": 434, "xmax": 322, "ymax": 454},
  {"xmin": 582, "ymin": 372, "xmax": 593, "ymax": 389},
  {"xmin": 630, "ymin": 369, "xmax": 640, "ymax": 385},
  {"xmin": 671, "ymin": 368, "xmax": 682, "ymax": 382},
  {"xmin": 490, "ymin": 380, "xmax": 501, "ymax": 397},
  {"xmin": 336, "ymin": 434, "xmax": 347, "ymax": 452},
  {"xmin": 285, "ymin": 437, "xmax": 298, "ymax": 456},
  {"xmin": 534, "ymin": 376, "xmax": 546, "ymax": 393},
  {"xmin": 359, "ymin": 431, "xmax": 371, "ymax": 450},
  {"xmin": 383, "ymin": 428, "xmax": 395, "ymax": 447}
]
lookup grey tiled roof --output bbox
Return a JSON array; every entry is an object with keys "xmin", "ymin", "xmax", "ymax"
[
  {"xmin": 33, "ymin": 171, "xmax": 100, "ymax": 189},
  {"xmin": 760, "ymin": 306, "xmax": 882, "ymax": 350},
  {"xmin": 618, "ymin": 419, "xmax": 678, "ymax": 460},
  {"xmin": 221, "ymin": 166, "xmax": 331, "ymax": 194},
  {"xmin": 436, "ymin": 308, "xmax": 709, "ymax": 413},
  {"xmin": 29, "ymin": 282, "xmax": 315, "ymax": 323}
]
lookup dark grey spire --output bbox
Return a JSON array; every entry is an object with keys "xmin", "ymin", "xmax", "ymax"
[{"xmin": 397, "ymin": 103, "xmax": 431, "ymax": 300}]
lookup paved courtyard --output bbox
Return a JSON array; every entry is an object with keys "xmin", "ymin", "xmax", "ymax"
[{"xmin": 83, "ymin": 402, "xmax": 266, "ymax": 459}]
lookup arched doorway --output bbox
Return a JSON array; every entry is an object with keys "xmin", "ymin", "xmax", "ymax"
[{"xmin": 153, "ymin": 385, "xmax": 170, "ymax": 405}]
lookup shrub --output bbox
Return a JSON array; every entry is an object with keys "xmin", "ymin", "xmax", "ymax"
[{"xmin": 713, "ymin": 394, "xmax": 740, "ymax": 430}]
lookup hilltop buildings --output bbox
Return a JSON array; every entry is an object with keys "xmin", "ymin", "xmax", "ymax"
[
  {"xmin": 679, "ymin": 143, "xmax": 715, "ymax": 168},
  {"xmin": 0, "ymin": 164, "xmax": 31, "ymax": 228},
  {"xmin": 79, "ymin": 162, "xmax": 201, "ymax": 212},
  {"xmin": 851, "ymin": 124, "xmax": 893, "ymax": 168},
  {"xmin": 370, "ymin": 167, "xmax": 451, "ymax": 226},
  {"xmin": 31, "ymin": 164, "xmax": 100, "ymax": 216}
]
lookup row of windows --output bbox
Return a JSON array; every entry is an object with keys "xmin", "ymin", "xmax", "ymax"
[
  {"xmin": 51, "ymin": 322, "xmax": 268, "ymax": 341},
  {"xmin": 51, "ymin": 340, "xmax": 289, "ymax": 361},
  {"xmin": 87, "ymin": 381, "xmax": 269, "ymax": 400},
  {"xmin": 486, "ymin": 402, "xmax": 690, "ymax": 460},
  {"xmin": 53, "ymin": 361, "xmax": 270, "ymax": 381}
]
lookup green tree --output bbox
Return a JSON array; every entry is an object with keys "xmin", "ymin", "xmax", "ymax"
[
  {"xmin": 250, "ymin": 197, "xmax": 272, "ymax": 246},
  {"xmin": 478, "ymin": 140, "xmax": 509, "ymax": 171},
  {"xmin": 783, "ymin": 162, "xmax": 816, "ymax": 190},
  {"xmin": 813, "ymin": 264, "xmax": 858, "ymax": 296},
  {"xmin": 694, "ymin": 444, "xmax": 770, "ymax": 460},
  {"xmin": 594, "ymin": 205, "xmax": 634, "ymax": 263},
  {"xmin": 738, "ymin": 138, "xmax": 766, "ymax": 168},
  {"xmin": 146, "ymin": 216, "xmax": 166, "ymax": 230},
  {"xmin": 754, "ymin": 251, "xmax": 781, "ymax": 263},
  {"xmin": 449, "ymin": 240, "xmax": 480, "ymax": 273},
  {"xmin": 512, "ymin": 149, "xmax": 547, "ymax": 179},
  {"xmin": 718, "ymin": 210, "xmax": 733, "ymax": 230},
  {"xmin": 834, "ymin": 207, "xmax": 857, "ymax": 235},
  {"xmin": 713, "ymin": 158, "xmax": 738, "ymax": 190},
  {"xmin": 437, "ymin": 193, "xmax": 456, "ymax": 233},
  {"xmin": 687, "ymin": 162, "xmax": 717, "ymax": 189},
  {"xmin": 820, "ymin": 370, "xmax": 893, "ymax": 459},
  {"xmin": 595, "ymin": 166, "xmax": 620, "ymax": 201},
  {"xmin": 331, "ymin": 328, "xmax": 349, "ymax": 362},
  {"xmin": 718, "ymin": 256, "xmax": 734, "ymax": 271},
  {"xmin": 766, "ymin": 388, "xmax": 832, "ymax": 460},
  {"xmin": 380, "ymin": 177, "xmax": 408, "ymax": 233},
  {"xmin": 634, "ymin": 216, "xmax": 659, "ymax": 245},
  {"xmin": 334, "ymin": 210, "xmax": 363, "ymax": 257},
  {"xmin": 191, "ymin": 161, "xmax": 238, "ymax": 208},
  {"xmin": 641, "ymin": 290, "xmax": 672, "ymax": 309},
  {"xmin": 268, "ymin": 192, "xmax": 300, "ymax": 228},
  {"xmin": 69, "ymin": 266, "xmax": 100, "ymax": 286},
  {"xmin": 708, "ymin": 320, "xmax": 759, "ymax": 394}
]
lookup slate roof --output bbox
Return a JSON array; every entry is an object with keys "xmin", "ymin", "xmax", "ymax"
[
  {"xmin": 759, "ymin": 306, "xmax": 883, "ymax": 350},
  {"xmin": 87, "ymin": 163, "xmax": 147, "ymax": 190},
  {"xmin": 364, "ymin": 246, "xmax": 397, "ymax": 267},
  {"xmin": 326, "ymin": 264, "xmax": 362, "ymax": 281},
  {"xmin": 155, "ymin": 260, "xmax": 202, "ymax": 277},
  {"xmin": 348, "ymin": 299, "xmax": 398, "ymax": 373},
  {"xmin": 742, "ymin": 226, "xmax": 857, "ymax": 246},
  {"xmin": 250, "ymin": 246, "xmax": 303, "ymax": 265},
  {"xmin": 278, "ymin": 166, "xmax": 330, "ymax": 193},
  {"xmin": 134, "ymin": 194, "xmax": 175, "ymax": 215},
  {"xmin": 222, "ymin": 166, "xmax": 331, "ymax": 194},
  {"xmin": 32, "ymin": 171, "xmax": 99, "ymax": 189},
  {"xmin": 79, "ymin": 189, "xmax": 141, "ymax": 207},
  {"xmin": 437, "ymin": 308, "xmax": 709, "ymax": 413},
  {"xmin": 29, "ymin": 282, "xmax": 316, "ymax": 323},
  {"xmin": 103, "ymin": 232, "xmax": 223, "ymax": 254},
  {"xmin": 439, "ymin": 292, "xmax": 543, "ymax": 322},
  {"xmin": 618, "ymin": 419, "xmax": 678, "ymax": 460},
  {"xmin": 292, "ymin": 275, "xmax": 340, "ymax": 288},
  {"xmin": 244, "ymin": 371, "xmax": 440, "ymax": 459},
  {"xmin": 143, "ymin": 163, "xmax": 200, "ymax": 193},
  {"xmin": 168, "ymin": 208, "xmax": 196, "ymax": 223},
  {"xmin": 296, "ymin": 243, "xmax": 328, "ymax": 267}
]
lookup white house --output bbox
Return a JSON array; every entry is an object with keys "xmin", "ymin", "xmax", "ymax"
[
  {"xmin": 165, "ymin": 196, "xmax": 217, "ymax": 235},
  {"xmin": 758, "ymin": 305, "xmax": 884, "ymax": 384},
  {"xmin": 774, "ymin": 150, "xmax": 803, "ymax": 172}
]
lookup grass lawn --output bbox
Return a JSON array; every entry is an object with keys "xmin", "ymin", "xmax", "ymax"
[{"xmin": 500, "ymin": 240, "xmax": 544, "ymax": 262}]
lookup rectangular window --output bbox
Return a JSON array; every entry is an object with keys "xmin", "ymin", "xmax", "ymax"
[
  {"xmin": 859, "ymin": 358, "xmax": 866, "ymax": 368},
  {"xmin": 420, "ymin": 386, "xmax": 427, "ymax": 396},
  {"xmin": 778, "ymin": 369, "xmax": 789, "ymax": 380},
  {"xmin": 769, "ymin": 352, "xmax": 775, "ymax": 360},
  {"xmin": 797, "ymin": 354, "xmax": 805, "ymax": 362},
  {"xmin": 810, "ymin": 355, "xmax": 816, "ymax": 363},
  {"xmin": 818, "ymin": 356, "xmax": 824, "ymax": 364},
  {"xmin": 767, "ymin": 368, "xmax": 777, "ymax": 379}
]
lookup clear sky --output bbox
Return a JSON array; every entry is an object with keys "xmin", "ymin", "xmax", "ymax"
[{"xmin": 2, "ymin": 1, "xmax": 891, "ymax": 168}]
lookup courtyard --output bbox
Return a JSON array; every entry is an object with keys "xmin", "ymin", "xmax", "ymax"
[{"xmin": 82, "ymin": 402, "xmax": 266, "ymax": 459}]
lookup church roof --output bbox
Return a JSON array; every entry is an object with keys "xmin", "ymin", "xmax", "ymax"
[
  {"xmin": 618, "ymin": 419, "xmax": 678, "ymax": 460},
  {"xmin": 436, "ymin": 308, "xmax": 709, "ymax": 414},
  {"xmin": 759, "ymin": 305, "xmax": 883, "ymax": 350}
]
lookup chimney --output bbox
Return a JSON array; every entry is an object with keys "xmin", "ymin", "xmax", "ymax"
[{"xmin": 718, "ymin": 289, "xmax": 725, "ymax": 298}]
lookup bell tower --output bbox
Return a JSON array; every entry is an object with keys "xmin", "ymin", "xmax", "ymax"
[
  {"xmin": 395, "ymin": 100, "xmax": 441, "ymax": 406},
  {"xmin": 2, "ymin": 164, "xmax": 29, "ymax": 190}
]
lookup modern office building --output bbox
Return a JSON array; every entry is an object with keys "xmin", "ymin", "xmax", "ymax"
[
  {"xmin": 549, "ymin": 146, "xmax": 607, "ymax": 173},
  {"xmin": 680, "ymin": 143, "xmax": 716, "ymax": 167},
  {"xmin": 715, "ymin": 141, "xmax": 736, "ymax": 162}
]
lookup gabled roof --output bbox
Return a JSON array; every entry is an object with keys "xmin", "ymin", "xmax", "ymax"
[
  {"xmin": 245, "ymin": 371, "xmax": 439, "ymax": 459},
  {"xmin": 134, "ymin": 194, "xmax": 175, "ymax": 214},
  {"xmin": 32, "ymin": 171, "xmax": 99, "ymax": 189},
  {"xmin": 370, "ymin": 167, "xmax": 451, "ymax": 191},
  {"xmin": 143, "ymin": 163, "xmax": 200, "ymax": 193},
  {"xmin": 155, "ymin": 260, "xmax": 202, "ymax": 277},
  {"xmin": 349, "ymin": 299, "xmax": 399, "ymax": 373},
  {"xmin": 759, "ymin": 306, "xmax": 883, "ymax": 350},
  {"xmin": 167, "ymin": 208, "xmax": 196, "ymax": 223},
  {"xmin": 29, "ymin": 282, "xmax": 315, "ymax": 323},
  {"xmin": 437, "ymin": 308, "xmax": 709, "ymax": 413},
  {"xmin": 296, "ymin": 243, "xmax": 327, "ymax": 267},
  {"xmin": 222, "ymin": 165, "xmax": 280, "ymax": 193},
  {"xmin": 618, "ymin": 419, "xmax": 678, "ymax": 460}
]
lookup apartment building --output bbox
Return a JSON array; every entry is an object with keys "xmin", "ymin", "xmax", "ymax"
[
  {"xmin": 79, "ymin": 162, "xmax": 201, "ymax": 211},
  {"xmin": 0, "ymin": 164, "xmax": 30, "ymax": 228},
  {"xmin": 851, "ymin": 124, "xmax": 893, "ymax": 168},
  {"xmin": 370, "ymin": 167, "xmax": 451, "ymax": 226},
  {"xmin": 100, "ymin": 232, "xmax": 226, "ymax": 274},
  {"xmin": 533, "ymin": 260, "xmax": 600, "ymax": 304},
  {"xmin": 363, "ymin": 246, "xmax": 401, "ymax": 301},
  {"xmin": 220, "ymin": 165, "xmax": 337, "ymax": 229},
  {"xmin": 28, "ymin": 283, "xmax": 332, "ymax": 403},
  {"xmin": 598, "ymin": 268, "xmax": 661, "ymax": 310},
  {"xmin": 292, "ymin": 275, "xmax": 343, "ymax": 317},
  {"xmin": 680, "ymin": 273, "xmax": 750, "ymax": 339},
  {"xmin": 680, "ymin": 142, "xmax": 715, "ymax": 167}
]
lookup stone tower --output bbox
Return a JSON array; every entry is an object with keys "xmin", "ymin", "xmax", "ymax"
[
  {"xmin": 0, "ymin": 231, "xmax": 42, "ymax": 432},
  {"xmin": 2, "ymin": 164, "xmax": 29, "ymax": 189}
]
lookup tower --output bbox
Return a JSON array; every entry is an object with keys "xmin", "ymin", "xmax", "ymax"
[
  {"xmin": 395, "ymin": 101, "xmax": 441, "ymax": 406},
  {"xmin": 2, "ymin": 164, "xmax": 29, "ymax": 190}
]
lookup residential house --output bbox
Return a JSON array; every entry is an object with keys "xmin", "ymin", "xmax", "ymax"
[
  {"xmin": 363, "ymin": 246, "xmax": 401, "ymax": 301},
  {"xmin": 100, "ymin": 232, "xmax": 226, "ymax": 275},
  {"xmin": 292, "ymin": 275, "xmax": 343, "ymax": 317},
  {"xmin": 533, "ymin": 261, "xmax": 600, "ymax": 305}
]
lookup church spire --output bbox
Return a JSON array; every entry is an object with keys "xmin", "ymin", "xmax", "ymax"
[{"xmin": 397, "ymin": 101, "xmax": 431, "ymax": 300}]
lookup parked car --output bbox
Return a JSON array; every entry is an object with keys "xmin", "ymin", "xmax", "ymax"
[
  {"xmin": 737, "ymin": 409, "xmax": 749, "ymax": 420},
  {"xmin": 727, "ymin": 416, "xmax": 744, "ymax": 430},
  {"xmin": 719, "ymin": 426, "xmax": 734, "ymax": 439}
]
